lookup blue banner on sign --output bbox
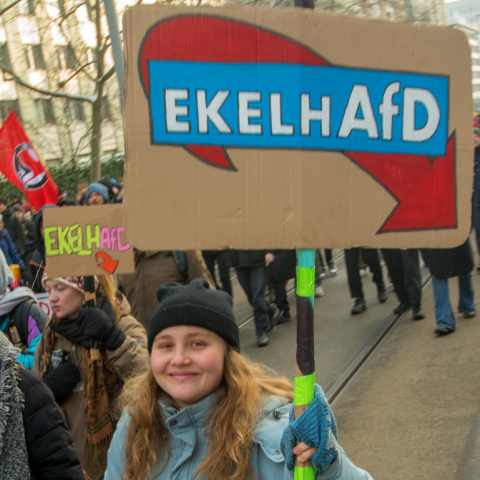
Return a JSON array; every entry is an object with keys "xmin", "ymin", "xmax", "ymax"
[{"xmin": 148, "ymin": 61, "xmax": 448, "ymax": 156}]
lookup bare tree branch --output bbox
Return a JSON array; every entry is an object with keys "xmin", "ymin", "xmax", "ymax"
[
  {"xmin": 58, "ymin": 62, "xmax": 96, "ymax": 87},
  {"xmin": 98, "ymin": 65, "xmax": 115, "ymax": 84},
  {"xmin": 0, "ymin": 62, "xmax": 95, "ymax": 102},
  {"xmin": 0, "ymin": 0, "xmax": 22, "ymax": 17}
]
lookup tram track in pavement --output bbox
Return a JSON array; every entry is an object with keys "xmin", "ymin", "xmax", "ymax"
[
  {"xmin": 236, "ymin": 250, "xmax": 431, "ymax": 404},
  {"xmin": 326, "ymin": 270, "xmax": 432, "ymax": 405}
]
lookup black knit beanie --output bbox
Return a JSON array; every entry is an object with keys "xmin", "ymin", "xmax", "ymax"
[{"xmin": 147, "ymin": 278, "xmax": 239, "ymax": 353}]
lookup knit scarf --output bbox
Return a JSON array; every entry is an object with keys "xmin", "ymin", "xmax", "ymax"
[
  {"xmin": 0, "ymin": 333, "xmax": 30, "ymax": 480},
  {"xmin": 37, "ymin": 316, "xmax": 123, "ymax": 467}
]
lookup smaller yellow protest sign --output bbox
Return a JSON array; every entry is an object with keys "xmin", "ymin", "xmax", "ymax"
[{"xmin": 43, "ymin": 204, "xmax": 135, "ymax": 278}]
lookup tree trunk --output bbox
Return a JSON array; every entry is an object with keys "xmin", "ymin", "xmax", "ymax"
[{"xmin": 90, "ymin": 92, "xmax": 103, "ymax": 182}]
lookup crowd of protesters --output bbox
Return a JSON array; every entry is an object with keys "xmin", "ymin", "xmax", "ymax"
[{"xmin": 0, "ymin": 120, "xmax": 479, "ymax": 478}]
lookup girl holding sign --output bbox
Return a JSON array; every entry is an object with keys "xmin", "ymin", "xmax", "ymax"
[
  {"xmin": 105, "ymin": 279, "xmax": 372, "ymax": 480},
  {"xmin": 33, "ymin": 272, "xmax": 148, "ymax": 480}
]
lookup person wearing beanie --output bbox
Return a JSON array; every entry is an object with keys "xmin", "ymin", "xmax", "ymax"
[
  {"xmin": 33, "ymin": 270, "xmax": 148, "ymax": 480},
  {"xmin": 105, "ymin": 279, "xmax": 373, "ymax": 480},
  {"xmin": 86, "ymin": 182, "xmax": 109, "ymax": 205}
]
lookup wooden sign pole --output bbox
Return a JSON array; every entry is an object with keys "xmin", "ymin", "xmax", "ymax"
[{"xmin": 294, "ymin": 248, "xmax": 316, "ymax": 480}]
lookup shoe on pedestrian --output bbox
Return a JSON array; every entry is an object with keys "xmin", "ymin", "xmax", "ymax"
[
  {"xmin": 328, "ymin": 261, "xmax": 337, "ymax": 276},
  {"xmin": 377, "ymin": 285, "xmax": 388, "ymax": 304},
  {"xmin": 273, "ymin": 310, "xmax": 291, "ymax": 325},
  {"xmin": 413, "ymin": 307, "xmax": 426, "ymax": 320},
  {"xmin": 257, "ymin": 332, "xmax": 269, "ymax": 346},
  {"xmin": 359, "ymin": 268, "xmax": 366, "ymax": 277},
  {"xmin": 477, "ymin": 264, "xmax": 480, "ymax": 273},
  {"xmin": 393, "ymin": 302, "xmax": 412, "ymax": 315},
  {"xmin": 434, "ymin": 325, "xmax": 455, "ymax": 335},
  {"xmin": 267, "ymin": 305, "xmax": 276, "ymax": 332},
  {"xmin": 314, "ymin": 285, "xmax": 324, "ymax": 297},
  {"xmin": 319, "ymin": 267, "xmax": 327, "ymax": 279},
  {"xmin": 351, "ymin": 297, "xmax": 366, "ymax": 315},
  {"xmin": 463, "ymin": 310, "xmax": 476, "ymax": 318}
]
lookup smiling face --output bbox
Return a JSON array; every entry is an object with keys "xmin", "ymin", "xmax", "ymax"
[
  {"xmin": 150, "ymin": 325, "xmax": 227, "ymax": 409},
  {"xmin": 44, "ymin": 279, "xmax": 84, "ymax": 320}
]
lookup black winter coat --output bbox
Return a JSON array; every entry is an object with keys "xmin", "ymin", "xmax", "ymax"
[
  {"xmin": 267, "ymin": 250, "xmax": 296, "ymax": 282},
  {"xmin": 231, "ymin": 250, "xmax": 267, "ymax": 268},
  {"xmin": 3, "ymin": 206, "xmax": 25, "ymax": 256},
  {"xmin": 16, "ymin": 365, "xmax": 84, "ymax": 480},
  {"xmin": 421, "ymin": 238, "xmax": 474, "ymax": 279}
]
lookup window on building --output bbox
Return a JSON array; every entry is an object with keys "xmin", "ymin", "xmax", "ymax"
[
  {"xmin": 0, "ymin": 100, "xmax": 21, "ymax": 122},
  {"xmin": 101, "ymin": 96, "xmax": 112, "ymax": 121},
  {"xmin": 56, "ymin": 44, "xmax": 75, "ymax": 69},
  {"xmin": 474, "ymin": 84, "xmax": 480, "ymax": 92},
  {"xmin": 66, "ymin": 99, "xmax": 85, "ymax": 122},
  {"xmin": 24, "ymin": 44, "xmax": 45, "ymax": 69},
  {"xmin": 0, "ymin": 43, "xmax": 12, "ymax": 70},
  {"xmin": 34, "ymin": 99, "xmax": 55, "ymax": 124}
]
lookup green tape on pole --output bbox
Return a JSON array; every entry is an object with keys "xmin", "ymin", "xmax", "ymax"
[
  {"xmin": 294, "ymin": 372, "xmax": 315, "ymax": 405},
  {"xmin": 296, "ymin": 266, "xmax": 315, "ymax": 297},
  {"xmin": 294, "ymin": 465, "xmax": 316, "ymax": 480}
]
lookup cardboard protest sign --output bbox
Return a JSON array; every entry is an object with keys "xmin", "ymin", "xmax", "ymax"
[
  {"xmin": 123, "ymin": 6, "xmax": 472, "ymax": 249},
  {"xmin": 43, "ymin": 205, "xmax": 134, "ymax": 278}
]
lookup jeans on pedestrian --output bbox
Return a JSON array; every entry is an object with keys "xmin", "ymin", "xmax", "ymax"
[
  {"xmin": 432, "ymin": 273, "xmax": 475, "ymax": 329},
  {"xmin": 236, "ymin": 266, "xmax": 270, "ymax": 336}
]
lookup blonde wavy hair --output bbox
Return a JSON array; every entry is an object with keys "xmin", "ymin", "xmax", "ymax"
[
  {"xmin": 97, "ymin": 274, "xmax": 121, "ymax": 322},
  {"xmin": 119, "ymin": 345, "xmax": 294, "ymax": 480}
]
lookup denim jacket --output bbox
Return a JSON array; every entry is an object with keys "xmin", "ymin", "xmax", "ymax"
[{"xmin": 105, "ymin": 394, "xmax": 373, "ymax": 480}]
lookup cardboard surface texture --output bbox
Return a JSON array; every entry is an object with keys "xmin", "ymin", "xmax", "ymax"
[
  {"xmin": 43, "ymin": 205, "xmax": 134, "ymax": 278},
  {"xmin": 123, "ymin": 5, "xmax": 472, "ymax": 250}
]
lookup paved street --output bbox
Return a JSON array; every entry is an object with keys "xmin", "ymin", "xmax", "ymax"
[{"xmin": 230, "ymin": 250, "xmax": 480, "ymax": 480}]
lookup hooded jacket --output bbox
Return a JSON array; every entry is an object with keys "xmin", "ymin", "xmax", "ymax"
[
  {"xmin": 0, "ymin": 227, "xmax": 24, "ymax": 268},
  {"xmin": 27, "ymin": 204, "xmax": 57, "ymax": 292},
  {"xmin": 2, "ymin": 206, "xmax": 25, "ymax": 256},
  {"xmin": 33, "ymin": 294, "xmax": 148, "ymax": 480},
  {"xmin": 105, "ymin": 394, "xmax": 373, "ymax": 480}
]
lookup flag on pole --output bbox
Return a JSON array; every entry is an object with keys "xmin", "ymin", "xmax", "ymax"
[{"xmin": 0, "ymin": 112, "xmax": 58, "ymax": 210}]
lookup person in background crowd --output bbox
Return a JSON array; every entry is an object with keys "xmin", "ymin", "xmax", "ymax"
[
  {"xmin": 422, "ymin": 238, "xmax": 476, "ymax": 335},
  {"xmin": 21, "ymin": 203, "xmax": 33, "ymax": 221},
  {"xmin": 202, "ymin": 249, "xmax": 233, "ymax": 297},
  {"xmin": 86, "ymin": 183, "xmax": 109, "ymax": 205},
  {"xmin": 317, "ymin": 249, "xmax": 337, "ymax": 278},
  {"xmin": 76, "ymin": 188, "xmax": 88, "ymax": 205},
  {"xmin": 232, "ymin": 250, "xmax": 275, "ymax": 346},
  {"xmin": 34, "ymin": 272, "xmax": 148, "ymax": 480},
  {"xmin": 98, "ymin": 175, "xmax": 123, "ymax": 203},
  {"xmin": 58, "ymin": 198, "xmax": 79, "ymax": 207},
  {"xmin": 0, "ymin": 197, "xmax": 25, "ymax": 257},
  {"xmin": 120, "ymin": 250, "xmax": 215, "ymax": 329},
  {"xmin": 27, "ymin": 204, "xmax": 57, "ymax": 293},
  {"xmin": 344, "ymin": 247, "xmax": 388, "ymax": 314},
  {"xmin": 0, "ymin": 332, "xmax": 86, "ymax": 480},
  {"xmin": 473, "ymin": 127, "xmax": 480, "ymax": 271},
  {"xmin": 104, "ymin": 280, "xmax": 373, "ymax": 480},
  {"xmin": 0, "ymin": 249, "xmax": 47, "ymax": 369},
  {"xmin": 57, "ymin": 188, "xmax": 67, "ymax": 203},
  {"xmin": 10, "ymin": 194, "xmax": 22, "ymax": 207},
  {"xmin": 0, "ymin": 214, "xmax": 25, "ymax": 269},
  {"xmin": 14, "ymin": 204, "xmax": 36, "ymax": 265},
  {"xmin": 268, "ymin": 249, "xmax": 296, "ymax": 325},
  {"xmin": 381, "ymin": 248, "xmax": 425, "ymax": 320},
  {"xmin": 314, "ymin": 250, "xmax": 325, "ymax": 297}
]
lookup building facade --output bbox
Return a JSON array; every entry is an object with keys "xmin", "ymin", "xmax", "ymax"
[{"xmin": 0, "ymin": 0, "xmax": 125, "ymax": 166}]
